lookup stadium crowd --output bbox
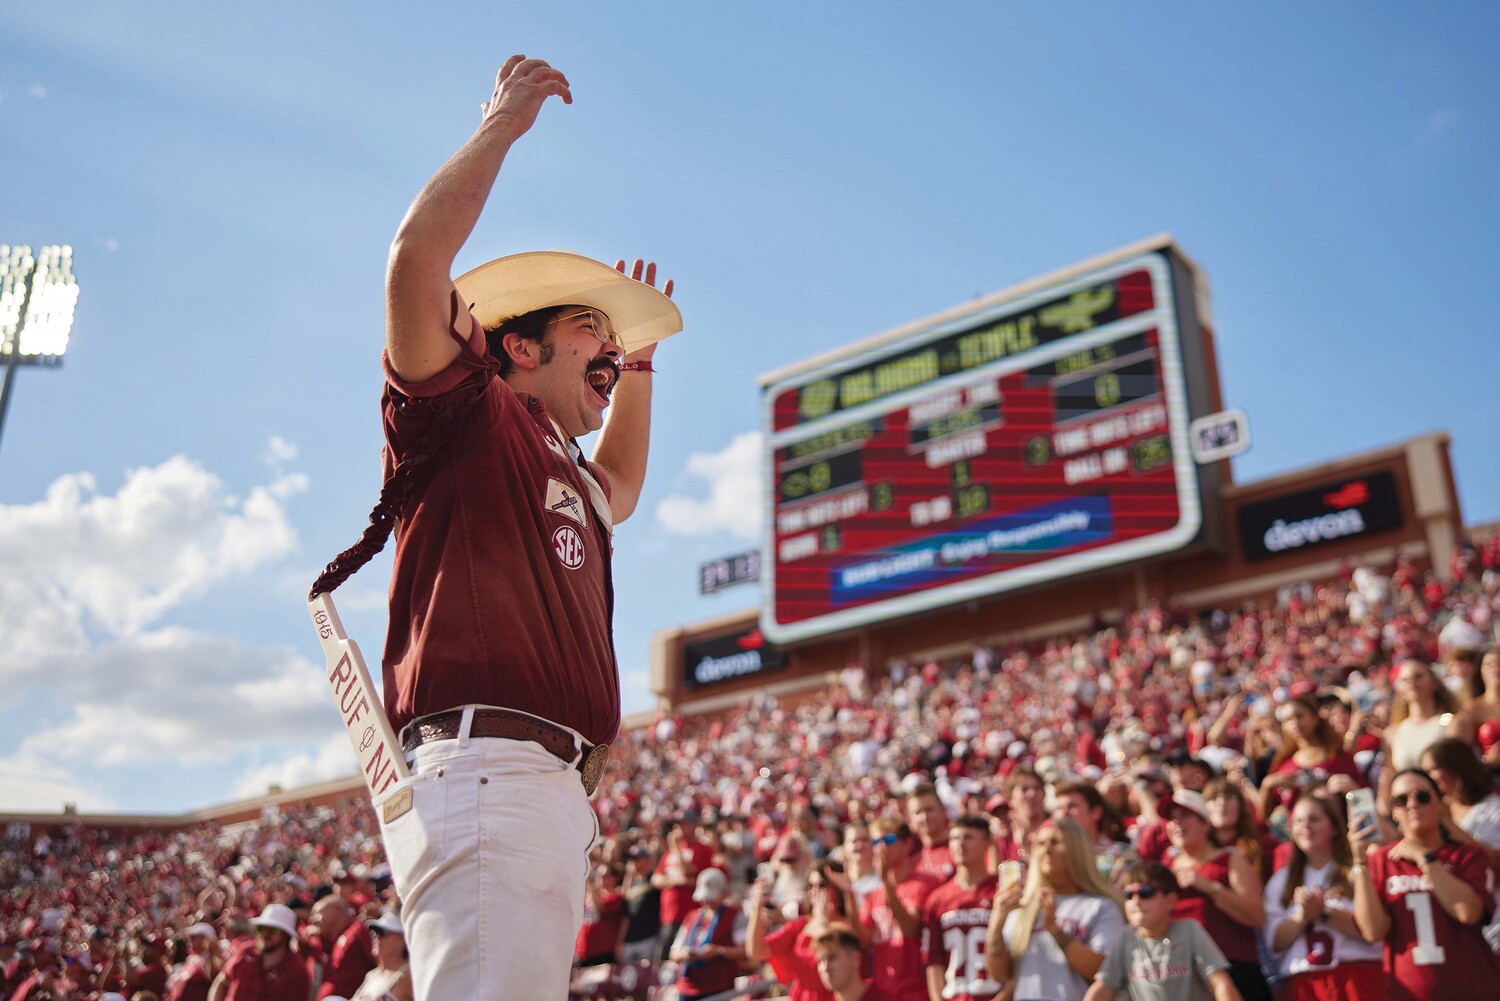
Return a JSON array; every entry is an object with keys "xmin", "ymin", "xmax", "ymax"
[{"xmin": 4, "ymin": 535, "xmax": 1500, "ymax": 1001}]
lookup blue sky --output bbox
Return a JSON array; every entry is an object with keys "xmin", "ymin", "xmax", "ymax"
[{"xmin": 1, "ymin": 1, "xmax": 1495, "ymax": 813}]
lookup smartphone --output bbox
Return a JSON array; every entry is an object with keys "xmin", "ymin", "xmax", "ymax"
[
  {"xmin": 998, "ymin": 861, "xmax": 1023, "ymax": 889},
  {"xmin": 1345, "ymin": 788, "xmax": 1377, "ymax": 838}
]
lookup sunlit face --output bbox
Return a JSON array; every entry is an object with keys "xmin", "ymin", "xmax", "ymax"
[
  {"xmin": 1482, "ymin": 651, "xmax": 1500, "ymax": 688},
  {"xmin": 1122, "ymin": 882, "xmax": 1174, "ymax": 931},
  {"xmin": 1390, "ymin": 774, "xmax": 1441, "ymax": 836},
  {"xmin": 1010, "ymin": 778, "xmax": 1045, "ymax": 816},
  {"xmin": 1204, "ymin": 788, "xmax": 1240, "ymax": 829},
  {"xmin": 948, "ymin": 825, "xmax": 991, "ymax": 870},
  {"xmin": 1283, "ymin": 704, "xmax": 1318, "ymax": 743},
  {"xmin": 844, "ymin": 824, "xmax": 872, "ymax": 867},
  {"xmin": 517, "ymin": 307, "xmax": 623, "ymax": 437},
  {"xmin": 908, "ymin": 793, "xmax": 949, "ymax": 842},
  {"xmin": 1056, "ymin": 793, "xmax": 1100, "ymax": 838},
  {"xmin": 1288, "ymin": 799, "xmax": 1334, "ymax": 855},
  {"xmin": 816, "ymin": 944, "xmax": 862, "ymax": 992},
  {"xmin": 1166, "ymin": 807, "xmax": 1208, "ymax": 848},
  {"xmin": 1396, "ymin": 662, "xmax": 1435, "ymax": 702},
  {"xmin": 1419, "ymin": 754, "xmax": 1455, "ymax": 798},
  {"xmin": 1030, "ymin": 825, "xmax": 1070, "ymax": 883}
]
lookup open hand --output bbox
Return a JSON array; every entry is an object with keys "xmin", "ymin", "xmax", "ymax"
[
  {"xmin": 480, "ymin": 55, "xmax": 572, "ymax": 139},
  {"xmin": 615, "ymin": 258, "xmax": 674, "ymax": 362}
]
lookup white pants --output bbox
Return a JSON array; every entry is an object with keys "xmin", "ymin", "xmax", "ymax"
[{"xmin": 375, "ymin": 714, "xmax": 598, "ymax": 1001}]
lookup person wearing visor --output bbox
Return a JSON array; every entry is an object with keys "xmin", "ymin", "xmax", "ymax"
[{"xmin": 344, "ymin": 53, "xmax": 682, "ymax": 1001}]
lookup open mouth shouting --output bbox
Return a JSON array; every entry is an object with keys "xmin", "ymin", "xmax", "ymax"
[{"xmin": 585, "ymin": 361, "xmax": 619, "ymax": 405}]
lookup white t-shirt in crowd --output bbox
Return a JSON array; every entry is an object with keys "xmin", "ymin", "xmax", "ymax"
[
  {"xmin": 1002, "ymin": 893, "xmax": 1125, "ymax": 1001},
  {"xmin": 1262, "ymin": 861, "xmax": 1382, "ymax": 977}
]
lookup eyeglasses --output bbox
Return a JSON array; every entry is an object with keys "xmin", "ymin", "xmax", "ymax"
[
  {"xmin": 1122, "ymin": 886, "xmax": 1161, "ymax": 901},
  {"xmin": 1391, "ymin": 789, "xmax": 1434, "ymax": 809},
  {"xmin": 870, "ymin": 833, "xmax": 900, "ymax": 847},
  {"xmin": 555, "ymin": 307, "xmax": 622, "ymax": 349}
]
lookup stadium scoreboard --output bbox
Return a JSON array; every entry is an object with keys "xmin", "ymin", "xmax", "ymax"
[{"xmin": 760, "ymin": 241, "xmax": 1217, "ymax": 643}]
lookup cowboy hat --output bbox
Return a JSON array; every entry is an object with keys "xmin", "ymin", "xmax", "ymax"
[{"xmin": 454, "ymin": 251, "xmax": 682, "ymax": 354}]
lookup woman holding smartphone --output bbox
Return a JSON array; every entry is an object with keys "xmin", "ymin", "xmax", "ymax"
[
  {"xmin": 1263, "ymin": 796, "xmax": 1383, "ymax": 1000},
  {"xmin": 986, "ymin": 819, "xmax": 1124, "ymax": 1001},
  {"xmin": 1349, "ymin": 768, "xmax": 1500, "ymax": 999}
]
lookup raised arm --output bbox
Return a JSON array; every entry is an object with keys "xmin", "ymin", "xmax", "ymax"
[
  {"xmin": 591, "ymin": 259, "xmax": 671, "ymax": 523},
  {"xmin": 385, "ymin": 56, "xmax": 572, "ymax": 383}
]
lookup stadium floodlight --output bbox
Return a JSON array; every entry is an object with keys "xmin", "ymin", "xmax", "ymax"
[{"xmin": 0, "ymin": 244, "xmax": 79, "ymax": 456}]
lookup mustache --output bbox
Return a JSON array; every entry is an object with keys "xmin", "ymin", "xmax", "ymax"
[{"xmin": 590, "ymin": 359, "xmax": 621, "ymax": 395}]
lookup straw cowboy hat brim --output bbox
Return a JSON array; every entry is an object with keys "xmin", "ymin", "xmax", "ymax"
[{"xmin": 454, "ymin": 251, "xmax": 682, "ymax": 354}]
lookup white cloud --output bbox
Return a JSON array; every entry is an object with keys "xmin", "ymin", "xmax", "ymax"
[
  {"xmin": 0, "ymin": 455, "xmax": 305, "ymax": 668},
  {"xmin": 231, "ymin": 737, "xmax": 356, "ymax": 800},
  {"xmin": 28, "ymin": 83, "xmax": 46, "ymax": 99},
  {"xmin": 0, "ymin": 750, "xmax": 118, "ymax": 814},
  {"xmin": 656, "ymin": 432, "xmax": 763, "ymax": 539},
  {"xmin": 15, "ymin": 627, "xmax": 333, "ymax": 767},
  {"xmin": 265, "ymin": 435, "xmax": 298, "ymax": 468}
]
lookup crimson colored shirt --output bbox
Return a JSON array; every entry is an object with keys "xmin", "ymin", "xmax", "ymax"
[
  {"xmin": 1368, "ymin": 841, "xmax": 1500, "ymax": 1001},
  {"xmin": 859, "ymin": 871, "xmax": 942, "ymax": 1000},
  {"xmin": 922, "ymin": 875, "xmax": 1000, "ymax": 1001},
  {"xmin": 674, "ymin": 904, "xmax": 742, "ymax": 999},
  {"xmin": 380, "ymin": 302, "xmax": 619, "ymax": 743},
  {"xmin": 316, "ymin": 923, "xmax": 373, "ymax": 1000},
  {"xmin": 763, "ymin": 916, "xmax": 834, "ymax": 1001},
  {"xmin": 1267, "ymin": 752, "xmax": 1367, "ymax": 812},
  {"xmin": 916, "ymin": 844, "xmax": 956, "ymax": 882},
  {"xmin": 576, "ymin": 890, "xmax": 627, "ymax": 961},
  {"xmin": 656, "ymin": 840, "xmax": 716, "ymax": 925},
  {"xmin": 1169, "ymin": 848, "xmax": 1258, "ymax": 964},
  {"xmin": 220, "ymin": 948, "xmax": 312, "ymax": 1001}
]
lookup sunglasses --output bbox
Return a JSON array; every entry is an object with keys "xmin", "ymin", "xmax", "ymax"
[
  {"xmin": 1122, "ymin": 886, "xmax": 1162, "ymax": 901},
  {"xmin": 870, "ymin": 833, "xmax": 901, "ymax": 847},
  {"xmin": 1391, "ymin": 789, "xmax": 1434, "ymax": 809},
  {"xmin": 555, "ymin": 307, "xmax": 622, "ymax": 349}
]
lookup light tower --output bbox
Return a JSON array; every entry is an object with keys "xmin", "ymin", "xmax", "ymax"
[{"xmin": 0, "ymin": 245, "xmax": 79, "ymax": 455}]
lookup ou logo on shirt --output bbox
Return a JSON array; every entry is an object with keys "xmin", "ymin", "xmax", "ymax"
[{"xmin": 553, "ymin": 526, "xmax": 586, "ymax": 570}]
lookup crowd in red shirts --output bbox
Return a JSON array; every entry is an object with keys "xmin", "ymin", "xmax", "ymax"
[{"xmin": 5, "ymin": 536, "xmax": 1500, "ymax": 1001}]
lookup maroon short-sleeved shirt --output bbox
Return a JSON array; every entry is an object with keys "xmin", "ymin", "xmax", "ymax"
[{"xmin": 380, "ymin": 302, "xmax": 620, "ymax": 744}]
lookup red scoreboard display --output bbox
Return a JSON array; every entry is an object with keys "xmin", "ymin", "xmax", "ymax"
[{"xmin": 760, "ymin": 242, "xmax": 1217, "ymax": 643}]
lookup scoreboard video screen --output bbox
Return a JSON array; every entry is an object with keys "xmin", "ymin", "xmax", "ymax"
[{"xmin": 760, "ymin": 246, "xmax": 1211, "ymax": 643}]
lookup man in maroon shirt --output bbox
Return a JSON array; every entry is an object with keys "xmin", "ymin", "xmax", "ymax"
[
  {"xmin": 309, "ymin": 896, "xmax": 372, "ymax": 1000},
  {"xmin": 348, "ymin": 52, "xmax": 679, "ymax": 1001},
  {"xmin": 906, "ymin": 783, "xmax": 955, "ymax": 881},
  {"xmin": 212, "ymin": 906, "xmax": 311, "ymax": 1001},
  {"xmin": 653, "ymin": 813, "xmax": 717, "ymax": 960},
  {"xmin": 852, "ymin": 820, "xmax": 941, "ymax": 1001}
]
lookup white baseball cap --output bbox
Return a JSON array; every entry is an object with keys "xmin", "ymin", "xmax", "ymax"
[{"xmin": 367, "ymin": 912, "xmax": 404, "ymax": 936}]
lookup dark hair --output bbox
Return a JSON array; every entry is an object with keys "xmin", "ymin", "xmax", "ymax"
[
  {"xmin": 1202, "ymin": 776, "xmax": 1265, "ymax": 877},
  {"xmin": 1118, "ymin": 860, "xmax": 1178, "ymax": 895},
  {"xmin": 812, "ymin": 923, "xmax": 863, "ymax": 955},
  {"xmin": 1004, "ymin": 767, "xmax": 1042, "ymax": 795},
  {"xmin": 1421, "ymin": 738, "xmax": 1495, "ymax": 806},
  {"xmin": 952, "ymin": 813, "xmax": 992, "ymax": 836},
  {"xmin": 484, "ymin": 305, "xmax": 570, "ymax": 377},
  {"xmin": 907, "ymin": 782, "xmax": 941, "ymax": 803}
]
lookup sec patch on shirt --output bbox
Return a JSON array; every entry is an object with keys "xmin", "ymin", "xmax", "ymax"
[{"xmin": 553, "ymin": 525, "xmax": 586, "ymax": 569}]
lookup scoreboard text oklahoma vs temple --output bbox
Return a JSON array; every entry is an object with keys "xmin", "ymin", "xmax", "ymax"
[{"xmin": 760, "ymin": 242, "xmax": 1220, "ymax": 643}]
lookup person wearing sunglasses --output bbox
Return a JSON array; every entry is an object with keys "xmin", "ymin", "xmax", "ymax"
[
  {"xmin": 1085, "ymin": 861, "xmax": 1241, "ymax": 1001},
  {"xmin": 334, "ymin": 53, "xmax": 684, "ymax": 1001},
  {"xmin": 847, "ymin": 820, "xmax": 941, "ymax": 1000},
  {"xmin": 1349, "ymin": 768, "xmax": 1500, "ymax": 999}
]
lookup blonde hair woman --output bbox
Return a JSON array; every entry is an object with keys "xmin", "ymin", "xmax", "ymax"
[{"xmin": 986, "ymin": 818, "xmax": 1125, "ymax": 1001}]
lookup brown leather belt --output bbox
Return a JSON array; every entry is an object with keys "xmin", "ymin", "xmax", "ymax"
[{"xmin": 402, "ymin": 707, "xmax": 609, "ymax": 796}]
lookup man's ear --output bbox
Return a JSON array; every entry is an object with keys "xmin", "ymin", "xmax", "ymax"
[{"xmin": 503, "ymin": 332, "xmax": 541, "ymax": 371}]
